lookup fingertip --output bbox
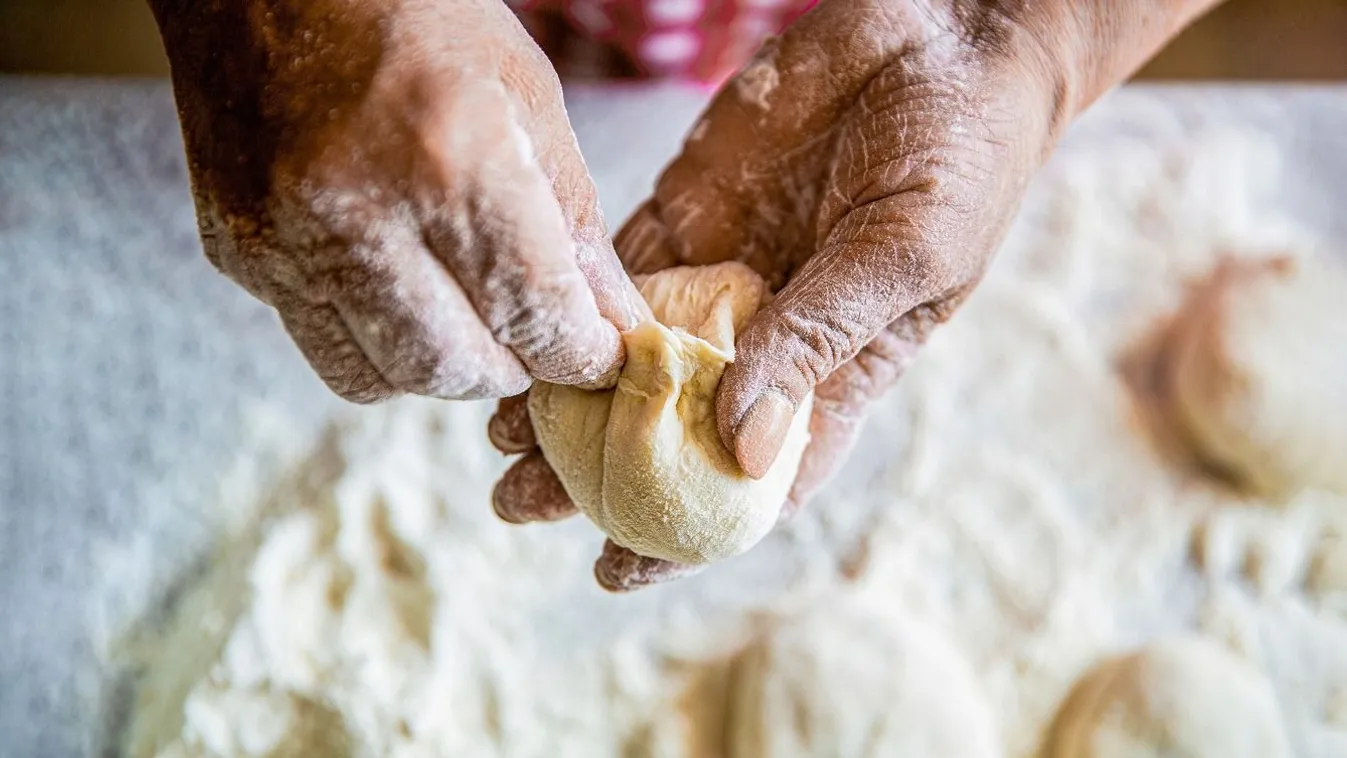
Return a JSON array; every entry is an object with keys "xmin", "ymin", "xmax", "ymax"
[
  {"xmin": 327, "ymin": 375, "xmax": 399, "ymax": 405},
  {"xmin": 491, "ymin": 453, "xmax": 577, "ymax": 524},
  {"xmin": 529, "ymin": 316, "xmax": 626, "ymax": 390},
  {"xmin": 572, "ymin": 330, "xmax": 626, "ymax": 391},
  {"xmin": 727, "ymin": 389, "xmax": 796, "ymax": 479},
  {"xmin": 574, "ymin": 234, "xmax": 653, "ymax": 331},
  {"xmin": 487, "ymin": 394, "xmax": 536, "ymax": 453},
  {"xmin": 592, "ymin": 540, "xmax": 701, "ymax": 592}
]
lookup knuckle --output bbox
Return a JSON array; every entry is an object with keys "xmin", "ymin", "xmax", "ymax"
[
  {"xmin": 487, "ymin": 287, "xmax": 617, "ymax": 385},
  {"xmin": 734, "ymin": 307, "xmax": 854, "ymax": 397},
  {"xmin": 326, "ymin": 374, "xmax": 396, "ymax": 405},
  {"xmin": 773, "ymin": 307, "xmax": 864, "ymax": 387},
  {"xmin": 817, "ymin": 333, "xmax": 910, "ymax": 409},
  {"xmin": 891, "ymin": 294, "xmax": 966, "ymax": 346},
  {"xmin": 311, "ymin": 351, "xmax": 396, "ymax": 404},
  {"xmin": 386, "ymin": 352, "xmax": 526, "ymax": 400}
]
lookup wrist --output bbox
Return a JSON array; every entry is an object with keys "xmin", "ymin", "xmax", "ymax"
[{"xmin": 954, "ymin": 0, "xmax": 1225, "ymax": 141}]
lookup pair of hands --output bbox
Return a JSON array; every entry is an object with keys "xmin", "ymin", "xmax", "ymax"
[{"xmin": 151, "ymin": 0, "xmax": 1218, "ymax": 589}]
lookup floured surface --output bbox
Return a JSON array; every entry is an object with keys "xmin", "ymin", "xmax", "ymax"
[
  {"xmin": 118, "ymin": 107, "xmax": 1347, "ymax": 757},
  {"xmin": 7, "ymin": 83, "xmax": 1347, "ymax": 758}
]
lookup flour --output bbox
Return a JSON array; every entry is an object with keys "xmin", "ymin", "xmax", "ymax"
[
  {"xmin": 735, "ymin": 49, "xmax": 779, "ymax": 111},
  {"xmin": 125, "ymin": 126, "xmax": 1347, "ymax": 757}
]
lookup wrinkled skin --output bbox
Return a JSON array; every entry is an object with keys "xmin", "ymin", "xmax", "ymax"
[
  {"xmin": 487, "ymin": 0, "xmax": 1222, "ymax": 589},
  {"xmin": 149, "ymin": 0, "xmax": 649, "ymax": 402},
  {"xmin": 152, "ymin": 0, "xmax": 1222, "ymax": 590}
]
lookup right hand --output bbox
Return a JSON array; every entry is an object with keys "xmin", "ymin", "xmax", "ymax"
[
  {"xmin": 488, "ymin": 0, "xmax": 1227, "ymax": 592},
  {"xmin": 149, "ymin": 0, "xmax": 648, "ymax": 402}
]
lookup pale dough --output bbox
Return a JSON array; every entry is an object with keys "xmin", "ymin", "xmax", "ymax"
[
  {"xmin": 1045, "ymin": 636, "xmax": 1291, "ymax": 758},
  {"xmin": 728, "ymin": 596, "xmax": 1000, "ymax": 758},
  {"xmin": 529, "ymin": 262, "xmax": 813, "ymax": 565},
  {"xmin": 1168, "ymin": 255, "xmax": 1347, "ymax": 496}
]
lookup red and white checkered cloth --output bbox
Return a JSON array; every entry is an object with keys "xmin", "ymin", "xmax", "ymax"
[{"xmin": 509, "ymin": 0, "xmax": 817, "ymax": 85}]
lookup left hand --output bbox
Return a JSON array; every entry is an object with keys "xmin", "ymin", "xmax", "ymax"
[{"xmin": 488, "ymin": 0, "xmax": 1220, "ymax": 591}]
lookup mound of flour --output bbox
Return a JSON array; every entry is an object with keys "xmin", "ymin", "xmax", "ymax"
[{"xmin": 124, "ymin": 126, "xmax": 1347, "ymax": 758}]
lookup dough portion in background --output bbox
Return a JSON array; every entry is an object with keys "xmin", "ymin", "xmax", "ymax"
[
  {"xmin": 728, "ymin": 596, "xmax": 1000, "ymax": 758},
  {"xmin": 530, "ymin": 262, "xmax": 813, "ymax": 565},
  {"xmin": 1168, "ymin": 255, "xmax": 1347, "ymax": 496},
  {"xmin": 1044, "ymin": 636, "xmax": 1290, "ymax": 758}
]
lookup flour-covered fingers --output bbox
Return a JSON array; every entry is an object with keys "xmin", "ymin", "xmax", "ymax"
[
  {"xmin": 504, "ymin": 59, "xmax": 652, "ymax": 331},
  {"xmin": 297, "ymin": 246, "xmax": 532, "ymax": 401},
  {"xmin": 416, "ymin": 88, "xmax": 626, "ymax": 390},
  {"xmin": 278, "ymin": 298, "xmax": 397, "ymax": 404},
  {"xmin": 611, "ymin": 201, "xmax": 687, "ymax": 276},
  {"xmin": 593, "ymin": 540, "xmax": 703, "ymax": 593},
  {"xmin": 488, "ymin": 393, "xmax": 536, "ymax": 454},
  {"xmin": 778, "ymin": 325, "xmax": 924, "ymax": 517},
  {"xmin": 492, "ymin": 452, "xmax": 578, "ymax": 524},
  {"xmin": 716, "ymin": 232, "xmax": 957, "ymax": 478}
]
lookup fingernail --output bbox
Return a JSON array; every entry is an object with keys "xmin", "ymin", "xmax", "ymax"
[
  {"xmin": 492, "ymin": 454, "xmax": 578, "ymax": 524},
  {"xmin": 733, "ymin": 391, "xmax": 795, "ymax": 480}
]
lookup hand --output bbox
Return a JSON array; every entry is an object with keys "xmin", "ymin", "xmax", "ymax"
[
  {"xmin": 489, "ymin": 0, "xmax": 1222, "ymax": 591},
  {"xmin": 149, "ymin": 0, "xmax": 647, "ymax": 402}
]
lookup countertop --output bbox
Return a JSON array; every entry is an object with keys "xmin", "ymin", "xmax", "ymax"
[{"xmin": 2, "ymin": 78, "xmax": 1346, "ymax": 757}]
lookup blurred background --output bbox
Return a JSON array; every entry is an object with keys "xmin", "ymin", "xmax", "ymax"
[{"xmin": 3, "ymin": 0, "xmax": 1347, "ymax": 79}]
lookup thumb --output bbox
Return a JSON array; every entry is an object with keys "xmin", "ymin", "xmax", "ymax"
[{"xmin": 717, "ymin": 230, "xmax": 962, "ymax": 478}]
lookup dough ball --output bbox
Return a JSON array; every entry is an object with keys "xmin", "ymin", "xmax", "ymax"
[
  {"xmin": 1168, "ymin": 255, "xmax": 1347, "ymax": 495},
  {"xmin": 729, "ymin": 598, "xmax": 1000, "ymax": 758},
  {"xmin": 529, "ymin": 262, "xmax": 813, "ymax": 565},
  {"xmin": 1045, "ymin": 636, "xmax": 1290, "ymax": 758}
]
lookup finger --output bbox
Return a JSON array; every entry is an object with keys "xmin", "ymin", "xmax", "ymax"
[
  {"xmin": 492, "ymin": 452, "xmax": 579, "ymax": 524},
  {"xmin": 415, "ymin": 84, "xmax": 628, "ymax": 389},
  {"xmin": 488, "ymin": 393, "xmax": 536, "ymax": 454},
  {"xmin": 716, "ymin": 235, "xmax": 962, "ymax": 477},
  {"xmin": 779, "ymin": 325, "xmax": 923, "ymax": 517},
  {"xmin": 593, "ymin": 540, "xmax": 704, "ymax": 593},
  {"xmin": 779, "ymin": 405, "xmax": 865, "ymax": 523},
  {"xmin": 611, "ymin": 200, "xmax": 687, "ymax": 276},
  {"xmin": 277, "ymin": 298, "xmax": 397, "ymax": 404},
  {"xmin": 321, "ymin": 237, "xmax": 533, "ymax": 400},
  {"xmin": 716, "ymin": 23, "xmax": 1003, "ymax": 478},
  {"xmin": 502, "ymin": 40, "xmax": 653, "ymax": 330}
]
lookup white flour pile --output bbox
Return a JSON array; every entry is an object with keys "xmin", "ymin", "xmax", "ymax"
[{"xmin": 123, "ymin": 127, "xmax": 1347, "ymax": 758}]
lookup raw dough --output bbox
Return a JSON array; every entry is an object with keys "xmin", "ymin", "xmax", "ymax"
[
  {"xmin": 529, "ymin": 262, "xmax": 813, "ymax": 565},
  {"xmin": 1044, "ymin": 636, "xmax": 1291, "ymax": 758},
  {"xmin": 728, "ymin": 597, "xmax": 1000, "ymax": 758},
  {"xmin": 1168, "ymin": 255, "xmax": 1347, "ymax": 495}
]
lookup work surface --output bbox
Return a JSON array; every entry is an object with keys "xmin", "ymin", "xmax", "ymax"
[{"xmin": 2, "ymin": 80, "xmax": 1347, "ymax": 757}]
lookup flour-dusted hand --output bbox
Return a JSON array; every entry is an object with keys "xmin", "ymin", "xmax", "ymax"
[
  {"xmin": 632, "ymin": 0, "xmax": 1221, "ymax": 494},
  {"xmin": 149, "ymin": 0, "xmax": 647, "ymax": 402},
  {"xmin": 490, "ymin": 0, "xmax": 1222, "ymax": 591}
]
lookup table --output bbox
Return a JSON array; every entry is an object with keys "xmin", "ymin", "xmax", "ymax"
[{"xmin": 2, "ymin": 78, "xmax": 1345, "ymax": 757}]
